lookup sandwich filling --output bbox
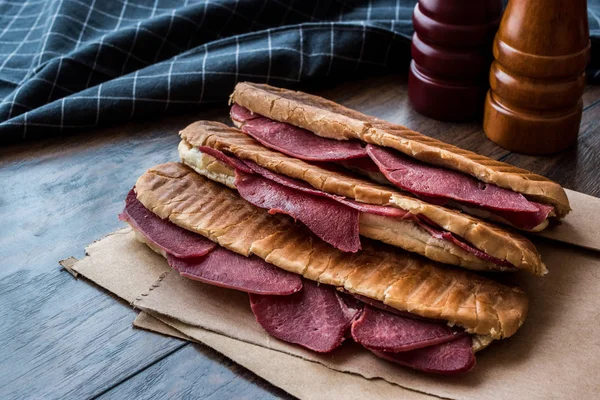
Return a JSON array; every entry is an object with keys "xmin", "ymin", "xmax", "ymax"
[
  {"xmin": 181, "ymin": 142, "xmax": 514, "ymax": 269},
  {"xmin": 230, "ymin": 104, "xmax": 554, "ymax": 231},
  {"xmin": 121, "ymin": 187, "xmax": 476, "ymax": 374},
  {"xmin": 120, "ymin": 189, "xmax": 302, "ymax": 295}
]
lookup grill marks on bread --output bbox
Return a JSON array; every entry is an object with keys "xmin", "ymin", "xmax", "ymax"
[
  {"xmin": 179, "ymin": 122, "xmax": 546, "ymax": 276},
  {"xmin": 230, "ymin": 82, "xmax": 570, "ymax": 217},
  {"xmin": 135, "ymin": 163, "xmax": 528, "ymax": 339}
]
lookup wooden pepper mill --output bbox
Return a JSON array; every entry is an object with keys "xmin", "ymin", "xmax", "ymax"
[
  {"xmin": 483, "ymin": 0, "xmax": 590, "ymax": 154},
  {"xmin": 408, "ymin": 0, "xmax": 503, "ymax": 121}
]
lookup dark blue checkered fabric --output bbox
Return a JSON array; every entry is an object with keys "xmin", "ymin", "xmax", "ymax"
[{"xmin": 0, "ymin": 0, "xmax": 598, "ymax": 143}]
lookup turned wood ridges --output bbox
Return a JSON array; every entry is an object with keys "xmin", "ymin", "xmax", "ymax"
[
  {"xmin": 408, "ymin": 0, "xmax": 503, "ymax": 121},
  {"xmin": 483, "ymin": 0, "xmax": 590, "ymax": 154}
]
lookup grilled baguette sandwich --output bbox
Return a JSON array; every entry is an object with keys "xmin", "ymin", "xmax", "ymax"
[
  {"xmin": 229, "ymin": 82, "xmax": 570, "ymax": 232},
  {"xmin": 133, "ymin": 162, "xmax": 528, "ymax": 348},
  {"xmin": 178, "ymin": 121, "xmax": 546, "ymax": 276}
]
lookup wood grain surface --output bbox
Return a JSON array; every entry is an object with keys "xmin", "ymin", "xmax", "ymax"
[
  {"xmin": 1, "ymin": 75, "xmax": 599, "ymax": 399},
  {"xmin": 483, "ymin": 0, "xmax": 590, "ymax": 154}
]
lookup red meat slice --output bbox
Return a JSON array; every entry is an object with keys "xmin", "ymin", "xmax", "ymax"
[
  {"xmin": 338, "ymin": 157, "xmax": 381, "ymax": 172},
  {"xmin": 351, "ymin": 306, "xmax": 464, "ymax": 352},
  {"xmin": 167, "ymin": 248, "xmax": 302, "ymax": 295},
  {"xmin": 235, "ymin": 171, "xmax": 361, "ymax": 253},
  {"xmin": 197, "ymin": 145, "xmax": 253, "ymax": 173},
  {"xmin": 241, "ymin": 158, "xmax": 406, "ymax": 218},
  {"xmin": 249, "ymin": 280, "xmax": 361, "ymax": 352},
  {"xmin": 194, "ymin": 146, "xmax": 401, "ymax": 217},
  {"xmin": 231, "ymin": 104, "xmax": 368, "ymax": 161},
  {"xmin": 119, "ymin": 189, "xmax": 217, "ymax": 258},
  {"xmin": 366, "ymin": 145, "xmax": 553, "ymax": 229},
  {"xmin": 492, "ymin": 203, "xmax": 555, "ymax": 231},
  {"xmin": 371, "ymin": 335, "xmax": 475, "ymax": 375},
  {"xmin": 416, "ymin": 217, "xmax": 513, "ymax": 267}
]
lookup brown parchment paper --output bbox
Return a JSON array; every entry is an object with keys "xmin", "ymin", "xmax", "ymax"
[
  {"xmin": 538, "ymin": 189, "xmax": 600, "ymax": 251},
  {"xmin": 68, "ymin": 228, "xmax": 600, "ymax": 400},
  {"xmin": 133, "ymin": 312, "xmax": 190, "ymax": 341},
  {"xmin": 133, "ymin": 312, "xmax": 431, "ymax": 400}
]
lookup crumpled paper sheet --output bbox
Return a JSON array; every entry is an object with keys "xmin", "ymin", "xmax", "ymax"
[
  {"xmin": 537, "ymin": 189, "xmax": 600, "ymax": 251},
  {"xmin": 133, "ymin": 312, "xmax": 430, "ymax": 400},
  {"xmin": 66, "ymin": 227, "xmax": 600, "ymax": 400}
]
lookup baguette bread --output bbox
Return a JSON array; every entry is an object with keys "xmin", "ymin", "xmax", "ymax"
[
  {"xmin": 135, "ymin": 162, "xmax": 529, "ymax": 341},
  {"xmin": 230, "ymin": 82, "xmax": 570, "ymax": 218},
  {"xmin": 179, "ymin": 121, "xmax": 546, "ymax": 276},
  {"xmin": 179, "ymin": 141, "xmax": 507, "ymax": 271}
]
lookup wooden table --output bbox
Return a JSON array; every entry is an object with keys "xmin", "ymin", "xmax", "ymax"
[{"xmin": 2, "ymin": 76, "xmax": 599, "ymax": 399}]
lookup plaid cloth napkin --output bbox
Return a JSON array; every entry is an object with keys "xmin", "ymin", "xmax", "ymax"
[{"xmin": 0, "ymin": 0, "xmax": 598, "ymax": 143}]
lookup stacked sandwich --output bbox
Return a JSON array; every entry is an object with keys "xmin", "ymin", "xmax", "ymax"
[{"xmin": 121, "ymin": 83, "xmax": 569, "ymax": 375}]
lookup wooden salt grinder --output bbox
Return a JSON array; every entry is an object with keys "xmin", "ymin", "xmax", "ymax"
[{"xmin": 483, "ymin": 0, "xmax": 590, "ymax": 154}]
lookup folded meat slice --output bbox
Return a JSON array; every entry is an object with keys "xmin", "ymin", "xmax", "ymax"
[
  {"xmin": 366, "ymin": 145, "xmax": 554, "ymax": 230},
  {"xmin": 231, "ymin": 104, "xmax": 368, "ymax": 161},
  {"xmin": 167, "ymin": 249, "xmax": 302, "ymax": 295},
  {"xmin": 235, "ymin": 171, "xmax": 361, "ymax": 253},
  {"xmin": 371, "ymin": 335, "xmax": 475, "ymax": 375},
  {"xmin": 351, "ymin": 306, "xmax": 464, "ymax": 352},
  {"xmin": 242, "ymin": 159, "xmax": 405, "ymax": 218},
  {"xmin": 198, "ymin": 145, "xmax": 254, "ymax": 174},
  {"xmin": 416, "ymin": 217, "xmax": 513, "ymax": 267},
  {"xmin": 197, "ymin": 145, "xmax": 401, "ymax": 218},
  {"xmin": 339, "ymin": 157, "xmax": 382, "ymax": 173},
  {"xmin": 119, "ymin": 188, "xmax": 216, "ymax": 258},
  {"xmin": 231, "ymin": 106, "xmax": 553, "ymax": 231},
  {"xmin": 249, "ymin": 280, "xmax": 361, "ymax": 353}
]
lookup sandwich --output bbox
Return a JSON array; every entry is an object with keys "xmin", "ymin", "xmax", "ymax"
[
  {"xmin": 120, "ymin": 162, "xmax": 529, "ymax": 375},
  {"xmin": 228, "ymin": 82, "xmax": 570, "ymax": 233},
  {"xmin": 177, "ymin": 121, "xmax": 546, "ymax": 275}
]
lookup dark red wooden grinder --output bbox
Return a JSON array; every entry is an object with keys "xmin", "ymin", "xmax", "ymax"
[{"xmin": 408, "ymin": 0, "xmax": 503, "ymax": 121}]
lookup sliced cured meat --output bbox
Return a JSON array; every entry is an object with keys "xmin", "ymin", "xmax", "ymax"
[
  {"xmin": 119, "ymin": 189, "xmax": 216, "ymax": 258},
  {"xmin": 167, "ymin": 248, "xmax": 302, "ymax": 295},
  {"xmin": 441, "ymin": 232, "xmax": 513, "ymax": 267},
  {"xmin": 371, "ymin": 335, "xmax": 475, "ymax": 375},
  {"xmin": 232, "ymin": 106, "xmax": 553, "ymax": 230},
  {"xmin": 416, "ymin": 217, "xmax": 513, "ymax": 267},
  {"xmin": 231, "ymin": 104, "xmax": 368, "ymax": 161},
  {"xmin": 366, "ymin": 144, "xmax": 553, "ymax": 226},
  {"xmin": 342, "ymin": 160, "xmax": 553, "ymax": 230},
  {"xmin": 242, "ymin": 158, "xmax": 406, "ymax": 218},
  {"xmin": 249, "ymin": 280, "xmax": 361, "ymax": 353},
  {"xmin": 351, "ymin": 306, "xmax": 463, "ymax": 352},
  {"xmin": 235, "ymin": 171, "xmax": 361, "ymax": 253},
  {"xmin": 230, "ymin": 102, "xmax": 259, "ymax": 121},
  {"xmin": 492, "ymin": 202, "xmax": 554, "ymax": 231},
  {"xmin": 198, "ymin": 145, "xmax": 254, "ymax": 173},
  {"xmin": 338, "ymin": 157, "xmax": 381, "ymax": 173},
  {"xmin": 195, "ymin": 146, "xmax": 403, "ymax": 217},
  {"xmin": 194, "ymin": 147, "xmax": 513, "ymax": 263}
]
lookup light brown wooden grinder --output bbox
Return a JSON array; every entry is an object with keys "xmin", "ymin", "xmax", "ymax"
[{"xmin": 483, "ymin": 0, "xmax": 590, "ymax": 154}]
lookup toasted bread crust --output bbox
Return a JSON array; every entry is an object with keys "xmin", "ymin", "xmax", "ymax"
[
  {"xmin": 178, "ymin": 141, "xmax": 505, "ymax": 271},
  {"xmin": 179, "ymin": 122, "xmax": 546, "ymax": 275},
  {"xmin": 135, "ymin": 162, "xmax": 529, "ymax": 339},
  {"xmin": 230, "ymin": 82, "xmax": 570, "ymax": 217}
]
